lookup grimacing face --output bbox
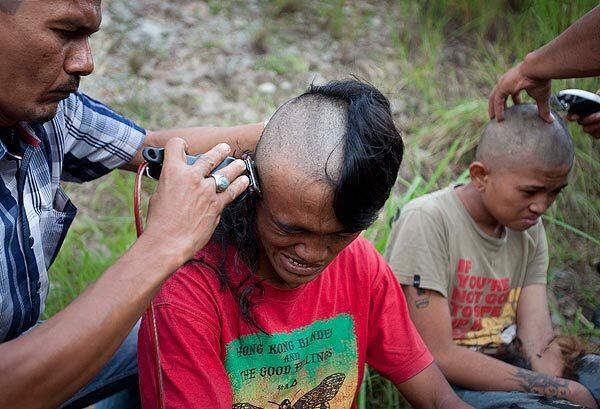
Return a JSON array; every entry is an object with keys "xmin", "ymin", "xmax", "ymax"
[
  {"xmin": 0, "ymin": 0, "xmax": 101, "ymax": 124},
  {"xmin": 255, "ymin": 170, "xmax": 359, "ymax": 290},
  {"xmin": 480, "ymin": 162, "xmax": 570, "ymax": 232}
]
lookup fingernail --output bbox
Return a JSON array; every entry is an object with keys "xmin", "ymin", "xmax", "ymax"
[
  {"xmin": 240, "ymin": 175, "xmax": 249, "ymax": 184},
  {"xmin": 219, "ymin": 143, "xmax": 231, "ymax": 152}
]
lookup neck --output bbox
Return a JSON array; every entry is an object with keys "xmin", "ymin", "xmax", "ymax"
[
  {"xmin": 0, "ymin": 111, "xmax": 16, "ymax": 127},
  {"xmin": 455, "ymin": 183, "xmax": 504, "ymax": 238}
]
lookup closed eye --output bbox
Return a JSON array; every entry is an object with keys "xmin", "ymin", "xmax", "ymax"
[{"xmin": 273, "ymin": 220, "xmax": 304, "ymax": 235}]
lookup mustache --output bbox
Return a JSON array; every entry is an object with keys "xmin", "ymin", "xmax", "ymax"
[{"xmin": 53, "ymin": 77, "xmax": 81, "ymax": 93}]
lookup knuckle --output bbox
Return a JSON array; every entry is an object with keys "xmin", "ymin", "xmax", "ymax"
[{"xmin": 204, "ymin": 157, "xmax": 217, "ymax": 168}]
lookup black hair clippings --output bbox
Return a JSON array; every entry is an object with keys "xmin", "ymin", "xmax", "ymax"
[{"xmin": 142, "ymin": 146, "xmax": 261, "ymax": 203}]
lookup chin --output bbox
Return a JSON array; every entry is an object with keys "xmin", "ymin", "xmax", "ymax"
[
  {"xmin": 275, "ymin": 267, "xmax": 319, "ymax": 288},
  {"xmin": 33, "ymin": 104, "xmax": 60, "ymax": 123},
  {"xmin": 20, "ymin": 100, "xmax": 61, "ymax": 124},
  {"xmin": 505, "ymin": 220, "xmax": 535, "ymax": 232}
]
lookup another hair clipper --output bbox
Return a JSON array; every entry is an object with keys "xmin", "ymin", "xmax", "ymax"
[
  {"xmin": 142, "ymin": 146, "xmax": 261, "ymax": 202},
  {"xmin": 553, "ymin": 89, "xmax": 600, "ymax": 117}
]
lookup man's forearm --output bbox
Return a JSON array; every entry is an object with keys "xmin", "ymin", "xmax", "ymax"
[
  {"xmin": 125, "ymin": 123, "xmax": 264, "ymax": 170},
  {"xmin": 437, "ymin": 344, "xmax": 577, "ymax": 401},
  {"xmin": 521, "ymin": 6, "xmax": 600, "ymax": 80},
  {"xmin": 0, "ymin": 236, "xmax": 180, "ymax": 409}
]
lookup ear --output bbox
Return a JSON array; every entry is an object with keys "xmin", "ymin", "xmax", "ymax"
[{"xmin": 469, "ymin": 161, "xmax": 489, "ymax": 192}]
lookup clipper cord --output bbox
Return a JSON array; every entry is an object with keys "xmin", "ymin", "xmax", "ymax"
[{"xmin": 134, "ymin": 162, "xmax": 166, "ymax": 409}]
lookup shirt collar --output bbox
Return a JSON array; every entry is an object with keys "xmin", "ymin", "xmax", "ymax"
[{"xmin": 0, "ymin": 123, "xmax": 41, "ymax": 160}]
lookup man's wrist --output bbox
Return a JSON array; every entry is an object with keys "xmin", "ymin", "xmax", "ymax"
[
  {"xmin": 521, "ymin": 51, "xmax": 550, "ymax": 82},
  {"xmin": 132, "ymin": 233, "xmax": 188, "ymax": 277}
]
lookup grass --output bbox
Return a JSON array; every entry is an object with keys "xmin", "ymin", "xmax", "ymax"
[{"xmin": 47, "ymin": 1, "xmax": 599, "ymax": 407}]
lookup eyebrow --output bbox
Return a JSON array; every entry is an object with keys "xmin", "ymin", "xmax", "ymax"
[
  {"xmin": 273, "ymin": 218, "xmax": 351, "ymax": 235},
  {"xmin": 519, "ymin": 183, "xmax": 568, "ymax": 191},
  {"xmin": 51, "ymin": 18, "xmax": 101, "ymax": 34}
]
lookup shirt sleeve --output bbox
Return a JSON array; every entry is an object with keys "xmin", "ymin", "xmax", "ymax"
[
  {"xmin": 384, "ymin": 208, "xmax": 450, "ymax": 297},
  {"xmin": 365, "ymin": 245, "xmax": 434, "ymax": 385},
  {"xmin": 523, "ymin": 221, "xmax": 549, "ymax": 286},
  {"xmin": 138, "ymin": 270, "xmax": 232, "ymax": 409},
  {"xmin": 60, "ymin": 92, "xmax": 145, "ymax": 182}
]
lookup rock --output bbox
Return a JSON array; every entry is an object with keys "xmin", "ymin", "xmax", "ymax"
[
  {"xmin": 258, "ymin": 82, "xmax": 277, "ymax": 94},
  {"xmin": 131, "ymin": 19, "xmax": 170, "ymax": 46},
  {"xmin": 280, "ymin": 81, "xmax": 293, "ymax": 91}
]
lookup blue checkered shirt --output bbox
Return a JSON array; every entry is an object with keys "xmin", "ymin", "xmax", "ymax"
[{"xmin": 0, "ymin": 92, "xmax": 145, "ymax": 342}]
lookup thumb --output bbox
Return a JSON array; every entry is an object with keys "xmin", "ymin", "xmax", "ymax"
[{"xmin": 536, "ymin": 99, "xmax": 553, "ymax": 123}]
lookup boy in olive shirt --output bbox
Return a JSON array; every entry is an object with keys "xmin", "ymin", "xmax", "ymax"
[{"xmin": 386, "ymin": 104, "xmax": 599, "ymax": 408}]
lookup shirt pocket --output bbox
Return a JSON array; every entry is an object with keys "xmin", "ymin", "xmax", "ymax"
[{"xmin": 39, "ymin": 186, "xmax": 77, "ymax": 268}]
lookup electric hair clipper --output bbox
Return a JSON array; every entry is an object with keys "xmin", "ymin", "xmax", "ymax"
[
  {"xmin": 142, "ymin": 146, "xmax": 261, "ymax": 202},
  {"xmin": 552, "ymin": 89, "xmax": 600, "ymax": 117}
]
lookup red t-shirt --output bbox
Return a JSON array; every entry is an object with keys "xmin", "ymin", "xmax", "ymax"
[{"xmin": 138, "ymin": 236, "xmax": 433, "ymax": 408}]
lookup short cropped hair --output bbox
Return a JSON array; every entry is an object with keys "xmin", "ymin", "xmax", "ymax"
[{"xmin": 476, "ymin": 104, "xmax": 573, "ymax": 170}]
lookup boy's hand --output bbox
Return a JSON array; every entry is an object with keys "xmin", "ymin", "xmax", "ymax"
[
  {"xmin": 488, "ymin": 63, "xmax": 553, "ymax": 123},
  {"xmin": 566, "ymin": 91, "xmax": 600, "ymax": 139}
]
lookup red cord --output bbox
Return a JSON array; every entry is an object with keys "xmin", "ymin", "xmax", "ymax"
[{"xmin": 135, "ymin": 162, "xmax": 166, "ymax": 409}]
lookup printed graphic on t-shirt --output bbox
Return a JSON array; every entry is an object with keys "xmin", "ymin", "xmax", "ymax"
[
  {"xmin": 449, "ymin": 258, "xmax": 520, "ymax": 346},
  {"xmin": 225, "ymin": 314, "xmax": 358, "ymax": 408}
]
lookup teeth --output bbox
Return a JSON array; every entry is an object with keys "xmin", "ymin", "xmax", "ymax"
[{"xmin": 287, "ymin": 256, "xmax": 306, "ymax": 267}]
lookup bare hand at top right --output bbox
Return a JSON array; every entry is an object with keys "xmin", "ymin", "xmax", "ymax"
[{"xmin": 488, "ymin": 63, "xmax": 553, "ymax": 124}]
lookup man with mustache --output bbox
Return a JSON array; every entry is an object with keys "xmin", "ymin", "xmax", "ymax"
[{"xmin": 0, "ymin": 0, "xmax": 260, "ymax": 408}]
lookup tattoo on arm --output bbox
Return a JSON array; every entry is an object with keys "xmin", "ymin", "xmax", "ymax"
[
  {"xmin": 506, "ymin": 368, "xmax": 570, "ymax": 400},
  {"xmin": 413, "ymin": 290, "xmax": 431, "ymax": 309}
]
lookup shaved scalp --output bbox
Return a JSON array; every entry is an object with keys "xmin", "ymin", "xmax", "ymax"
[
  {"xmin": 256, "ymin": 79, "xmax": 404, "ymax": 232},
  {"xmin": 257, "ymin": 95, "xmax": 346, "ymax": 185},
  {"xmin": 0, "ymin": 0, "xmax": 21, "ymax": 13},
  {"xmin": 476, "ymin": 104, "xmax": 574, "ymax": 170}
]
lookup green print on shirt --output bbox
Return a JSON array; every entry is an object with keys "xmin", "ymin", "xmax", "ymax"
[{"xmin": 225, "ymin": 314, "xmax": 359, "ymax": 408}]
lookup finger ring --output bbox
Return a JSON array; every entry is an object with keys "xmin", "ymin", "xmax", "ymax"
[{"xmin": 210, "ymin": 173, "xmax": 230, "ymax": 193}]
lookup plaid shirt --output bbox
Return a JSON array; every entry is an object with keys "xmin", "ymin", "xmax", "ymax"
[{"xmin": 0, "ymin": 92, "xmax": 145, "ymax": 342}]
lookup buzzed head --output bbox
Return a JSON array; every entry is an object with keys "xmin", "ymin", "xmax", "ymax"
[
  {"xmin": 476, "ymin": 104, "xmax": 574, "ymax": 170},
  {"xmin": 255, "ymin": 79, "xmax": 404, "ymax": 232}
]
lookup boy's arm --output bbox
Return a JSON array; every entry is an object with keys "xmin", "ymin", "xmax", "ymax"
[
  {"xmin": 403, "ymin": 286, "xmax": 598, "ymax": 409},
  {"xmin": 516, "ymin": 284, "xmax": 564, "ymax": 377},
  {"xmin": 395, "ymin": 363, "xmax": 473, "ymax": 409}
]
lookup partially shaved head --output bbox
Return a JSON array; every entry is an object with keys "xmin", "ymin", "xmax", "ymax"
[
  {"xmin": 476, "ymin": 104, "xmax": 574, "ymax": 170},
  {"xmin": 257, "ymin": 95, "xmax": 346, "ymax": 183},
  {"xmin": 255, "ymin": 80, "xmax": 404, "ymax": 232}
]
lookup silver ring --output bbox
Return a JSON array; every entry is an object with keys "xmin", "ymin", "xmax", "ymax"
[{"xmin": 210, "ymin": 173, "xmax": 230, "ymax": 193}]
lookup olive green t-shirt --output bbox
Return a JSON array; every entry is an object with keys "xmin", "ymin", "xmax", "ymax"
[{"xmin": 384, "ymin": 186, "xmax": 548, "ymax": 348}]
